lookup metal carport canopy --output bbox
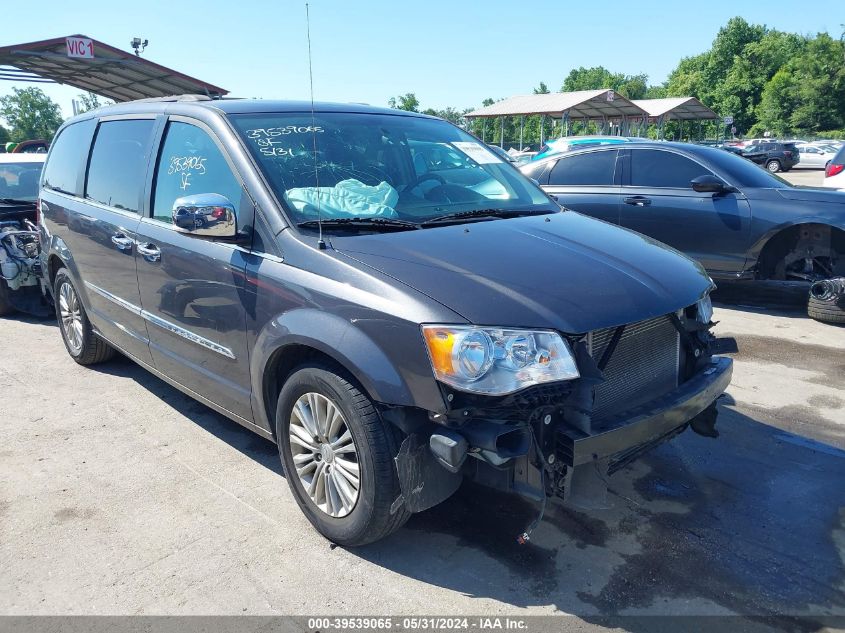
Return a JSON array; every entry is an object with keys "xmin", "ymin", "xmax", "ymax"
[
  {"xmin": 631, "ymin": 97, "xmax": 718, "ymax": 121},
  {"xmin": 0, "ymin": 35, "xmax": 228, "ymax": 102},
  {"xmin": 464, "ymin": 90, "xmax": 648, "ymax": 119}
]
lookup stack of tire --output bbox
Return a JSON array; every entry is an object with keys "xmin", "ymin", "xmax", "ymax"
[{"xmin": 808, "ymin": 278, "xmax": 845, "ymax": 324}]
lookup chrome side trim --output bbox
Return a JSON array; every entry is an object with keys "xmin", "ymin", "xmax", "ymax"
[
  {"xmin": 141, "ymin": 310, "xmax": 236, "ymax": 360},
  {"xmin": 84, "ymin": 281, "xmax": 236, "ymax": 360},
  {"xmin": 84, "ymin": 281, "xmax": 142, "ymax": 315}
]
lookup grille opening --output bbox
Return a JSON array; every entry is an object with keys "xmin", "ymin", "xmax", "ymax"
[{"xmin": 587, "ymin": 315, "xmax": 680, "ymax": 421}]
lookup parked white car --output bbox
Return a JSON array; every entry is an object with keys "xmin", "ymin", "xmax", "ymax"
[{"xmin": 795, "ymin": 144, "xmax": 837, "ymax": 169}]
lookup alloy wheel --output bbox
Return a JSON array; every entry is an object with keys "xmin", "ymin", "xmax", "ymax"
[
  {"xmin": 58, "ymin": 281, "xmax": 83, "ymax": 354},
  {"xmin": 288, "ymin": 392, "xmax": 361, "ymax": 518}
]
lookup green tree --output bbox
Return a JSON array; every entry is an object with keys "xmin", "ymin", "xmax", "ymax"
[
  {"xmin": 0, "ymin": 123, "xmax": 8, "ymax": 147},
  {"xmin": 388, "ymin": 93, "xmax": 420, "ymax": 112},
  {"xmin": 0, "ymin": 87, "xmax": 64, "ymax": 141},
  {"xmin": 75, "ymin": 91, "xmax": 113, "ymax": 114},
  {"xmin": 787, "ymin": 33, "xmax": 845, "ymax": 132},
  {"xmin": 561, "ymin": 66, "xmax": 648, "ymax": 99},
  {"xmin": 533, "ymin": 81, "xmax": 550, "ymax": 94},
  {"xmin": 420, "ymin": 106, "xmax": 467, "ymax": 125}
]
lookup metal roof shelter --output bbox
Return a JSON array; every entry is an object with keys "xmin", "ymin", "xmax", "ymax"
[
  {"xmin": 631, "ymin": 97, "xmax": 718, "ymax": 121},
  {"xmin": 0, "ymin": 35, "xmax": 228, "ymax": 102},
  {"xmin": 464, "ymin": 89, "xmax": 650, "ymax": 148},
  {"xmin": 465, "ymin": 91, "xmax": 721, "ymax": 147},
  {"xmin": 465, "ymin": 89, "xmax": 647, "ymax": 120}
]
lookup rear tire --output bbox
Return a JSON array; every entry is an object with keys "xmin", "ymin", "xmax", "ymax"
[
  {"xmin": 766, "ymin": 159, "xmax": 781, "ymax": 173},
  {"xmin": 275, "ymin": 364, "xmax": 410, "ymax": 546},
  {"xmin": 53, "ymin": 269, "xmax": 117, "ymax": 365}
]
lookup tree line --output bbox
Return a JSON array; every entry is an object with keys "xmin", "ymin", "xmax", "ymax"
[
  {"xmin": 390, "ymin": 17, "xmax": 845, "ymax": 147},
  {"xmin": 2, "ymin": 17, "xmax": 842, "ymax": 147}
]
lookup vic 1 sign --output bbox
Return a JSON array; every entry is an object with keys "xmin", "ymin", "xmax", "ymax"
[{"xmin": 66, "ymin": 37, "xmax": 94, "ymax": 59}]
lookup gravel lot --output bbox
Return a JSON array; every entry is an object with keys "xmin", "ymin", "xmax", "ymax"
[{"xmin": 1, "ymin": 285, "xmax": 843, "ymax": 626}]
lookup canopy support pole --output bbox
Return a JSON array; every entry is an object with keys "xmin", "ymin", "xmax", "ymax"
[
  {"xmin": 500, "ymin": 116, "xmax": 505, "ymax": 148},
  {"xmin": 482, "ymin": 118, "xmax": 486, "ymax": 142},
  {"xmin": 540, "ymin": 114, "xmax": 545, "ymax": 147},
  {"xmin": 519, "ymin": 115, "xmax": 524, "ymax": 151}
]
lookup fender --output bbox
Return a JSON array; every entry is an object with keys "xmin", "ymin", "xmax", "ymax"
[{"xmin": 250, "ymin": 308, "xmax": 447, "ymax": 434}]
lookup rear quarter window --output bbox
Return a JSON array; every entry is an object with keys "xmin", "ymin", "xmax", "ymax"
[
  {"xmin": 549, "ymin": 149, "xmax": 617, "ymax": 186},
  {"xmin": 519, "ymin": 159, "xmax": 553, "ymax": 184},
  {"xmin": 42, "ymin": 119, "xmax": 97, "ymax": 196}
]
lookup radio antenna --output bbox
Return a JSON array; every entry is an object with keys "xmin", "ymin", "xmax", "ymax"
[{"xmin": 305, "ymin": 2, "xmax": 325, "ymax": 250}]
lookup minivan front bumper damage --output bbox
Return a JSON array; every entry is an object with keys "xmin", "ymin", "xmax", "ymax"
[
  {"xmin": 392, "ymin": 354, "xmax": 733, "ymax": 515},
  {"xmin": 559, "ymin": 356, "xmax": 732, "ymax": 469}
]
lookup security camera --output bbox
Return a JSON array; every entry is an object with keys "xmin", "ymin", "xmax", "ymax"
[{"xmin": 130, "ymin": 37, "xmax": 149, "ymax": 56}]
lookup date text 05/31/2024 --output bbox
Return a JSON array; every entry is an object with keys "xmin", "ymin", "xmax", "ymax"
[{"xmin": 306, "ymin": 617, "xmax": 528, "ymax": 631}]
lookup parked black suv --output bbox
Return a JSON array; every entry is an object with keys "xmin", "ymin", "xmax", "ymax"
[
  {"xmin": 740, "ymin": 141, "xmax": 799, "ymax": 172},
  {"xmin": 38, "ymin": 97, "xmax": 733, "ymax": 545}
]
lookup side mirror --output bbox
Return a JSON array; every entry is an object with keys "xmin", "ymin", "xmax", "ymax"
[
  {"xmin": 691, "ymin": 174, "xmax": 733, "ymax": 194},
  {"xmin": 171, "ymin": 193, "xmax": 237, "ymax": 238}
]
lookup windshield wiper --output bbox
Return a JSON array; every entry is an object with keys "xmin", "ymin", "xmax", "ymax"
[
  {"xmin": 296, "ymin": 217, "xmax": 420, "ymax": 231},
  {"xmin": 421, "ymin": 208, "xmax": 551, "ymax": 225},
  {"xmin": 0, "ymin": 198, "xmax": 35, "ymax": 205}
]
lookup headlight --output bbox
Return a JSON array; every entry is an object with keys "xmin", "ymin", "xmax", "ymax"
[
  {"xmin": 421, "ymin": 325, "xmax": 580, "ymax": 395},
  {"xmin": 696, "ymin": 294, "xmax": 714, "ymax": 324}
]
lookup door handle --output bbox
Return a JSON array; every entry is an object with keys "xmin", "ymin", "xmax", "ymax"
[
  {"xmin": 111, "ymin": 233, "xmax": 134, "ymax": 251},
  {"xmin": 624, "ymin": 196, "xmax": 651, "ymax": 207},
  {"xmin": 137, "ymin": 243, "xmax": 161, "ymax": 262}
]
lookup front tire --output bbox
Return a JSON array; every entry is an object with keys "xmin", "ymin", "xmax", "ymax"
[
  {"xmin": 53, "ymin": 269, "xmax": 116, "ymax": 365},
  {"xmin": 766, "ymin": 159, "xmax": 781, "ymax": 173},
  {"xmin": 276, "ymin": 364, "xmax": 409, "ymax": 546}
]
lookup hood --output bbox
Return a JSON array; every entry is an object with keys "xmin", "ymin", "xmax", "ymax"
[
  {"xmin": 331, "ymin": 212, "xmax": 712, "ymax": 334},
  {"xmin": 775, "ymin": 187, "xmax": 845, "ymax": 205}
]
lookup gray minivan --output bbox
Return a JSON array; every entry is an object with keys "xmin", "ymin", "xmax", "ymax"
[{"xmin": 38, "ymin": 96, "xmax": 734, "ymax": 546}]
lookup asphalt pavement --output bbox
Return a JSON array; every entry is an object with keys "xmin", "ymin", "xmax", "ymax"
[{"xmin": 0, "ymin": 283, "xmax": 843, "ymax": 628}]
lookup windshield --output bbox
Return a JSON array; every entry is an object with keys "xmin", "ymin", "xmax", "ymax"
[
  {"xmin": 0, "ymin": 161, "xmax": 44, "ymax": 201},
  {"xmin": 696, "ymin": 146, "xmax": 791, "ymax": 188},
  {"xmin": 229, "ymin": 112, "xmax": 555, "ymax": 227}
]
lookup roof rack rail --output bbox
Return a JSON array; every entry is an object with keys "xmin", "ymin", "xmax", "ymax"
[{"xmin": 131, "ymin": 94, "xmax": 217, "ymax": 103}]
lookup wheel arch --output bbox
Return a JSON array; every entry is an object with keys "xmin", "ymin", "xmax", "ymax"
[
  {"xmin": 251, "ymin": 309, "xmax": 445, "ymax": 440},
  {"xmin": 752, "ymin": 221, "xmax": 845, "ymax": 279}
]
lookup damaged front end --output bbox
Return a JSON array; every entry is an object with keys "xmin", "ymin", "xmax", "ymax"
[
  {"xmin": 389, "ymin": 301, "xmax": 736, "ymax": 517},
  {"xmin": 0, "ymin": 219, "xmax": 51, "ymax": 317}
]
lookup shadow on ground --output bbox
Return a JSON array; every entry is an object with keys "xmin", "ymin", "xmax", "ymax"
[
  {"xmin": 90, "ymin": 354, "xmax": 283, "ymax": 476},
  {"xmin": 85, "ymin": 354, "xmax": 845, "ymax": 627},
  {"xmin": 352, "ymin": 405, "xmax": 845, "ymax": 625},
  {"xmin": 712, "ymin": 280, "xmax": 808, "ymax": 312}
]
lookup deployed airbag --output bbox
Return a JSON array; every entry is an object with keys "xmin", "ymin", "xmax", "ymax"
[{"xmin": 286, "ymin": 179, "xmax": 399, "ymax": 217}]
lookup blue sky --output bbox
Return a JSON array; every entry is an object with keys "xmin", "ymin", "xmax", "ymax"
[{"xmin": 1, "ymin": 0, "xmax": 841, "ymax": 118}]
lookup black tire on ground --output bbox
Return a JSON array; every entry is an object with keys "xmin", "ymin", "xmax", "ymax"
[
  {"xmin": 275, "ymin": 364, "xmax": 410, "ymax": 546},
  {"xmin": 0, "ymin": 278, "xmax": 15, "ymax": 316},
  {"xmin": 766, "ymin": 159, "xmax": 781, "ymax": 173},
  {"xmin": 53, "ymin": 268, "xmax": 117, "ymax": 365},
  {"xmin": 808, "ymin": 294, "xmax": 845, "ymax": 324}
]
